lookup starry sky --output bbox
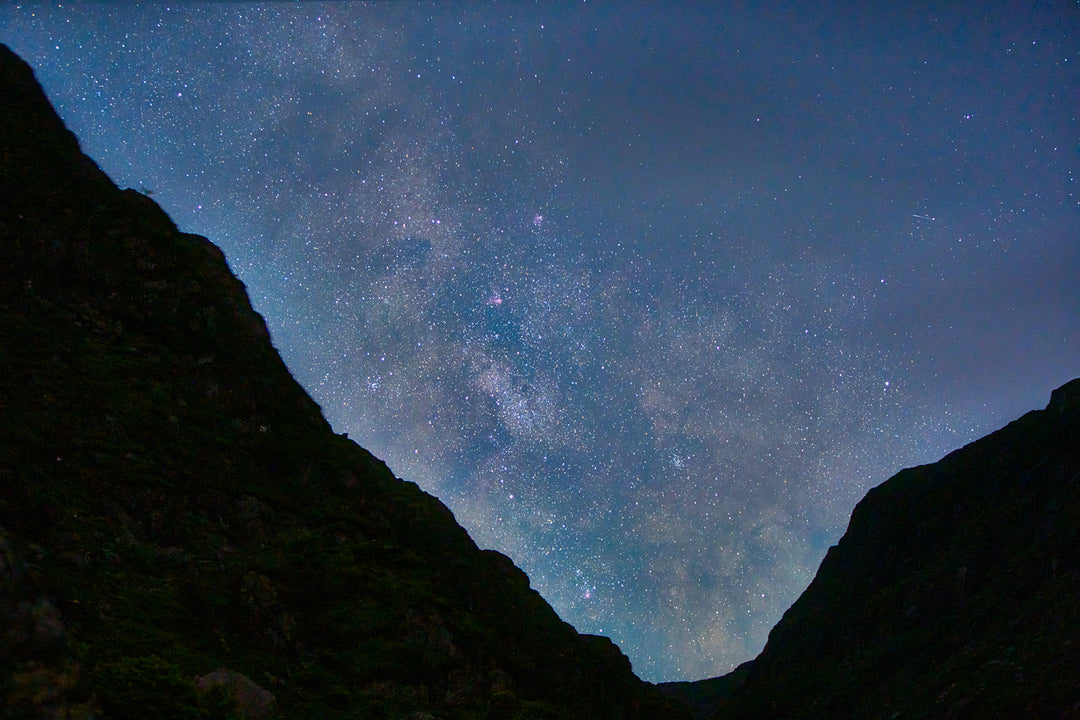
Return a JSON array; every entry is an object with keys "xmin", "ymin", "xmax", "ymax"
[{"xmin": 3, "ymin": 2, "xmax": 1077, "ymax": 682}]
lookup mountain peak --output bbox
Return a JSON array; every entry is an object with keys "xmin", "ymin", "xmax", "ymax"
[{"xmin": 1049, "ymin": 377, "xmax": 1080, "ymax": 414}]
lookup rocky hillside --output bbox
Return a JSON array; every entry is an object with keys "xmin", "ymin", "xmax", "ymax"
[
  {"xmin": 0, "ymin": 44, "xmax": 687, "ymax": 720},
  {"xmin": 671, "ymin": 378, "xmax": 1080, "ymax": 719}
]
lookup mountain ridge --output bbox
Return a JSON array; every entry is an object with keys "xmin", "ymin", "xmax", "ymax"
[
  {"xmin": 665, "ymin": 377, "xmax": 1080, "ymax": 718},
  {"xmin": 0, "ymin": 43, "xmax": 686, "ymax": 720}
]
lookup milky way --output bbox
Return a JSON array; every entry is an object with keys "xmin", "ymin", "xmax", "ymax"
[{"xmin": 4, "ymin": 3, "xmax": 1076, "ymax": 681}]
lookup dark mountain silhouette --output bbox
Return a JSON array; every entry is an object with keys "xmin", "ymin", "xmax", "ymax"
[
  {"xmin": 4, "ymin": 40, "xmax": 1078, "ymax": 720},
  {"xmin": 0, "ymin": 44, "xmax": 688, "ymax": 720},
  {"xmin": 664, "ymin": 379, "xmax": 1080, "ymax": 719}
]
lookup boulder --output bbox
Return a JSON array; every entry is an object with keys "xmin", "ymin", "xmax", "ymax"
[{"xmin": 195, "ymin": 668, "xmax": 277, "ymax": 720}]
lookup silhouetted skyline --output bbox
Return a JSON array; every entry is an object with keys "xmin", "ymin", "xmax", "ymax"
[{"xmin": 4, "ymin": 2, "xmax": 1076, "ymax": 681}]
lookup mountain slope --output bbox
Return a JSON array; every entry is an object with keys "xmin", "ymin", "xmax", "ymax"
[
  {"xmin": 0, "ymin": 44, "xmax": 687, "ymax": 720},
  {"xmin": 696, "ymin": 378, "xmax": 1080, "ymax": 719}
]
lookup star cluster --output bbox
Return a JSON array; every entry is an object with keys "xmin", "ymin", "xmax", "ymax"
[{"xmin": 3, "ymin": 3, "xmax": 1076, "ymax": 681}]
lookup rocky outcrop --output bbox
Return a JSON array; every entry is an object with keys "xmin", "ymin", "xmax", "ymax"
[
  {"xmin": 194, "ymin": 669, "xmax": 277, "ymax": 720},
  {"xmin": 0, "ymin": 525, "xmax": 99, "ymax": 719}
]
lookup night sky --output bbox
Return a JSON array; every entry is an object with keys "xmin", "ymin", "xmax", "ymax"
[{"xmin": 3, "ymin": 3, "xmax": 1077, "ymax": 682}]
